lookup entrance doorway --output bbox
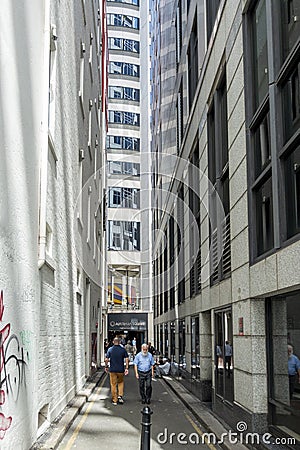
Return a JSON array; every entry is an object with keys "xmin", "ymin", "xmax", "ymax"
[
  {"xmin": 214, "ymin": 308, "xmax": 234, "ymax": 403},
  {"xmin": 107, "ymin": 330, "xmax": 146, "ymax": 352}
]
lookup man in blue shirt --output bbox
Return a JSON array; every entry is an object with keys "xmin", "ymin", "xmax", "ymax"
[
  {"xmin": 288, "ymin": 345, "xmax": 300, "ymax": 400},
  {"xmin": 105, "ymin": 337, "xmax": 129, "ymax": 405},
  {"xmin": 133, "ymin": 343, "xmax": 155, "ymax": 404}
]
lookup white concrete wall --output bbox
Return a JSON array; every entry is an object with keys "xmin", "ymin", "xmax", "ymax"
[
  {"xmin": 0, "ymin": 1, "xmax": 44, "ymax": 448},
  {"xmin": 0, "ymin": 0, "xmax": 105, "ymax": 448}
]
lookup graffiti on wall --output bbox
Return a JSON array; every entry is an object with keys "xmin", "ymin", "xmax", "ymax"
[{"xmin": 0, "ymin": 290, "xmax": 28, "ymax": 440}]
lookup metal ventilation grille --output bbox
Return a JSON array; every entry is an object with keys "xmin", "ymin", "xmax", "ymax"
[
  {"xmin": 222, "ymin": 214, "xmax": 231, "ymax": 276},
  {"xmin": 211, "ymin": 228, "xmax": 219, "ymax": 284},
  {"xmin": 210, "ymin": 213, "xmax": 231, "ymax": 285}
]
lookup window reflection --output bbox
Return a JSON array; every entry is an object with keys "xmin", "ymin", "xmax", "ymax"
[
  {"xmin": 267, "ymin": 293, "xmax": 300, "ymax": 437},
  {"xmin": 215, "ymin": 309, "xmax": 233, "ymax": 402}
]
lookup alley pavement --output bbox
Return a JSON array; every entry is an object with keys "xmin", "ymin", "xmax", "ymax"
[{"xmin": 32, "ymin": 368, "xmax": 248, "ymax": 450}]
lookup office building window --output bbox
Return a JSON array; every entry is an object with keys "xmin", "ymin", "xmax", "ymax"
[
  {"xmin": 266, "ymin": 293, "xmax": 300, "ymax": 437},
  {"xmin": 164, "ymin": 228, "xmax": 168, "ymax": 313},
  {"xmin": 169, "ymin": 216, "xmax": 175, "ymax": 310},
  {"xmin": 164, "ymin": 323, "xmax": 169, "ymax": 357},
  {"xmin": 282, "ymin": 62, "xmax": 300, "ymax": 143},
  {"xmin": 107, "ymin": 0, "xmax": 139, "ymax": 5},
  {"xmin": 206, "ymin": 0, "xmax": 221, "ymax": 42},
  {"xmin": 108, "ymin": 187, "xmax": 140, "ymax": 208},
  {"xmin": 175, "ymin": 1, "xmax": 183, "ymax": 67},
  {"xmin": 252, "ymin": 0, "xmax": 269, "ymax": 108},
  {"xmin": 177, "ymin": 184, "xmax": 185, "ymax": 303},
  {"xmin": 170, "ymin": 322, "xmax": 176, "ymax": 357},
  {"xmin": 108, "ymin": 62, "xmax": 140, "ymax": 78},
  {"xmin": 177, "ymin": 80, "xmax": 184, "ymax": 150},
  {"xmin": 244, "ymin": 0, "xmax": 300, "ymax": 256},
  {"xmin": 108, "ymin": 37, "xmax": 140, "ymax": 53},
  {"xmin": 108, "ymin": 110, "xmax": 140, "ymax": 126},
  {"xmin": 179, "ymin": 320, "xmax": 186, "ymax": 369},
  {"xmin": 108, "ymin": 161, "xmax": 140, "ymax": 176},
  {"xmin": 108, "ymin": 86, "xmax": 140, "ymax": 101},
  {"xmin": 108, "ymin": 221, "xmax": 140, "ymax": 250},
  {"xmin": 187, "ymin": 15, "xmax": 198, "ymax": 108},
  {"xmin": 215, "ymin": 309, "xmax": 233, "ymax": 402},
  {"xmin": 284, "ymin": 144, "xmax": 300, "ymax": 238},
  {"xmin": 208, "ymin": 72, "xmax": 231, "ymax": 284},
  {"xmin": 191, "ymin": 316, "xmax": 200, "ymax": 380},
  {"xmin": 106, "ymin": 135, "xmax": 140, "ymax": 151},
  {"xmin": 189, "ymin": 141, "xmax": 201, "ymax": 297},
  {"xmin": 281, "ymin": 0, "xmax": 300, "ymax": 61},
  {"xmin": 107, "ymin": 13, "xmax": 139, "ymax": 30}
]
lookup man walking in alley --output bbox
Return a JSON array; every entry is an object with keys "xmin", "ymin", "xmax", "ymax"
[
  {"xmin": 105, "ymin": 337, "xmax": 129, "ymax": 405},
  {"xmin": 134, "ymin": 343, "xmax": 155, "ymax": 404}
]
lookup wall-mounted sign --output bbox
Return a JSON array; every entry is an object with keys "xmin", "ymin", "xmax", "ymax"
[
  {"xmin": 108, "ymin": 313, "xmax": 147, "ymax": 331},
  {"xmin": 238, "ymin": 317, "xmax": 244, "ymax": 336}
]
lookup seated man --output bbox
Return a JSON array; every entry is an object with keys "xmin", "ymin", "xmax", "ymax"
[{"xmin": 155, "ymin": 358, "xmax": 171, "ymax": 377}]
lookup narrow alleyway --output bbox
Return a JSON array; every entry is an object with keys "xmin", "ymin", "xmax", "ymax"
[{"xmin": 57, "ymin": 369, "xmax": 219, "ymax": 450}]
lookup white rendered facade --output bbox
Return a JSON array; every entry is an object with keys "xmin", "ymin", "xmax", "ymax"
[
  {"xmin": 0, "ymin": 0, "xmax": 107, "ymax": 448},
  {"xmin": 106, "ymin": 0, "xmax": 152, "ymax": 321}
]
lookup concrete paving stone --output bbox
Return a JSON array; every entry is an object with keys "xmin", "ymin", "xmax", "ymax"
[{"xmin": 162, "ymin": 376, "xmax": 248, "ymax": 450}]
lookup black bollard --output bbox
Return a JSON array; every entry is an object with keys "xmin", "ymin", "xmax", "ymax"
[{"xmin": 140, "ymin": 406, "xmax": 153, "ymax": 450}]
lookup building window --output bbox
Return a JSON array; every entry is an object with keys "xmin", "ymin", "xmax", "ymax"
[
  {"xmin": 108, "ymin": 187, "xmax": 140, "ymax": 208},
  {"xmin": 163, "ymin": 228, "xmax": 168, "ymax": 313},
  {"xmin": 252, "ymin": 0, "xmax": 269, "ymax": 108},
  {"xmin": 214, "ymin": 309, "xmax": 233, "ymax": 402},
  {"xmin": 108, "ymin": 110, "xmax": 140, "ymax": 126},
  {"xmin": 189, "ymin": 141, "xmax": 201, "ymax": 297},
  {"xmin": 191, "ymin": 316, "xmax": 200, "ymax": 380},
  {"xmin": 79, "ymin": 41, "xmax": 86, "ymax": 114},
  {"xmin": 281, "ymin": 0, "xmax": 300, "ymax": 61},
  {"xmin": 179, "ymin": 319, "xmax": 186, "ymax": 369},
  {"xmin": 164, "ymin": 323, "xmax": 169, "ymax": 357},
  {"xmin": 177, "ymin": 184, "xmax": 185, "ymax": 303},
  {"xmin": 108, "ymin": 161, "xmax": 140, "ymax": 176},
  {"xmin": 169, "ymin": 216, "xmax": 175, "ymax": 310},
  {"xmin": 107, "ymin": 0, "xmax": 139, "ymax": 5},
  {"xmin": 108, "ymin": 221, "xmax": 140, "ymax": 250},
  {"xmin": 282, "ymin": 62, "xmax": 300, "ymax": 143},
  {"xmin": 206, "ymin": 0, "xmax": 221, "ymax": 42},
  {"xmin": 107, "ymin": 13, "xmax": 139, "ymax": 30},
  {"xmin": 108, "ymin": 62, "xmax": 140, "ymax": 78},
  {"xmin": 187, "ymin": 15, "xmax": 198, "ymax": 108},
  {"xmin": 284, "ymin": 144, "xmax": 300, "ymax": 238},
  {"xmin": 266, "ymin": 293, "xmax": 300, "ymax": 438},
  {"xmin": 108, "ymin": 37, "xmax": 140, "ymax": 53},
  {"xmin": 177, "ymin": 80, "xmax": 184, "ymax": 151},
  {"xmin": 208, "ymin": 72, "xmax": 231, "ymax": 284},
  {"xmin": 175, "ymin": 1, "xmax": 183, "ymax": 68},
  {"xmin": 245, "ymin": 0, "xmax": 300, "ymax": 256},
  {"xmin": 170, "ymin": 322, "xmax": 176, "ymax": 358},
  {"xmin": 109, "ymin": 86, "xmax": 140, "ymax": 101},
  {"xmin": 106, "ymin": 135, "xmax": 140, "ymax": 151}
]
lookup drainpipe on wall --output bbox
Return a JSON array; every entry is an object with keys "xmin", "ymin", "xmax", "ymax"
[{"xmin": 38, "ymin": 1, "xmax": 51, "ymax": 269}]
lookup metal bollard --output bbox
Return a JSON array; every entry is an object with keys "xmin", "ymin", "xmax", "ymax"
[{"xmin": 140, "ymin": 406, "xmax": 153, "ymax": 450}]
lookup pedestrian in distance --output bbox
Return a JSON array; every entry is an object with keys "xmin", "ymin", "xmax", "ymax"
[
  {"xmin": 288, "ymin": 344, "xmax": 300, "ymax": 400},
  {"xmin": 134, "ymin": 343, "xmax": 155, "ymax": 404},
  {"xmin": 225, "ymin": 341, "xmax": 232, "ymax": 378},
  {"xmin": 147, "ymin": 342, "xmax": 156, "ymax": 355},
  {"xmin": 125, "ymin": 340, "xmax": 134, "ymax": 362},
  {"xmin": 105, "ymin": 337, "xmax": 129, "ymax": 405},
  {"xmin": 132, "ymin": 336, "xmax": 137, "ymax": 355}
]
